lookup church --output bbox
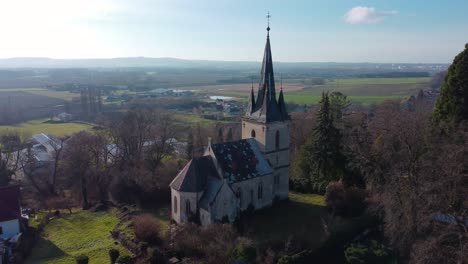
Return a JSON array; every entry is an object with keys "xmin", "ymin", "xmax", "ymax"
[{"xmin": 170, "ymin": 25, "xmax": 290, "ymax": 226}]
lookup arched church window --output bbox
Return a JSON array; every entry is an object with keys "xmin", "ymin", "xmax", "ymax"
[
  {"xmin": 186, "ymin": 199, "xmax": 191, "ymax": 216},
  {"xmin": 236, "ymin": 189, "xmax": 243, "ymax": 207},
  {"xmin": 174, "ymin": 196, "xmax": 178, "ymax": 214},
  {"xmin": 251, "ymin": 129, "xmax": 256, "ymax": 138},
  {"xmin": 275, "ymin": 130, "xmax": 280, "ymax": 150},
  {"xmin": 274, "ymin": 174, "xmax": 280, "ymax": 185},
  {"xmin": 258, "ymin": 183, "xmax": 263, "ymax": 199}
]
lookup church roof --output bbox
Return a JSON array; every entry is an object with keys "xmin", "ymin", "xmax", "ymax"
[
  {"xmin": 169, "ymin": 156, "xmax": 217, "ymax": 192},
  {"xmin": 244, "ymin": 27, "xmax": 289, "ymax": 123},
  {"xmin": 211, "ymin": 138, "xmax": 273, "ymax": 183}
]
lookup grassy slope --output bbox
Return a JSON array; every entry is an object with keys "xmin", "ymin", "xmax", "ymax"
[
  {"xmin": 0, "ymin": 119, "xmax": 93, "ymax": 137},
  {"xmin": 247, "ymin": 192, "xmax": 327, "ymax": 247},
  {"xmin": 26, "ymin": 210, "xmax": 128, "ymax": 264}
]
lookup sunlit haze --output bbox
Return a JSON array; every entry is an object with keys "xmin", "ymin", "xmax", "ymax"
[{"xmin": 1, "ymin": 0, "xmax": 467, "ymax": 62}]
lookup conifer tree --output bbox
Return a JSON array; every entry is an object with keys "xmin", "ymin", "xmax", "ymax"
[
  {"xmin": 313, "ymin": 92, "xmax": 346, "ymax": 182},
  {"xmin": 295, "ymin": 92, "xmax": 347, "ymax": 185},
  {"xmin": 186, "ymin": 129, "xmax": 194, "ymax": 159},
  {"xmin": 434, "ymin": 43, "xmax": 468, "ymax": 125}
]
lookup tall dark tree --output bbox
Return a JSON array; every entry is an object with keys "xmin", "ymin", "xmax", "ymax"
[
  {"xmin": 434, "ymin": 43, "xmax": 468, "ymax": 125},
  {"xmin": 313, "ymin": 92, "xmax": 346, "ymax": 182},
  {"xmin": 186, "ymin": 129, "xmax": 194, "ymax": 159},
  {"xmin": 295, "ymin": 92, "xmax": 346, "ymax": 184}
]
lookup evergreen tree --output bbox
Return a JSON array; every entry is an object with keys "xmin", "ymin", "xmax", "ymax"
[
  {"xmin": 434, "ymin": 43, "xmax": 468, "ymax": 125},
  {"xmin": 186, "ymin": 129, "xmax": 194, "ymax": 159},
  {"xmin": 295, "ymin": 92, "xmax": 347, "ymax": 185},
  {"xmin": 329, "ymin": 91, "xmax": 351, "ymax": 122}
]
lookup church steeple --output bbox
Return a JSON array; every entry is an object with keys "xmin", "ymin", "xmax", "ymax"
[{"xmin": 244, "ymin": 16, "xmax": 288, "ymax": 123}]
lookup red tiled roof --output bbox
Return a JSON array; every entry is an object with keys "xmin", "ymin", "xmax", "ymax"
[{"xmin": 0, "ymin": 185, "xmax": 21, "ymax": 222}]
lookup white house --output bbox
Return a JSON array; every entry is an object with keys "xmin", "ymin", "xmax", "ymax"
[{"xmin": 0, "ymin": 185, "xmax": 21, "ymax": 240}]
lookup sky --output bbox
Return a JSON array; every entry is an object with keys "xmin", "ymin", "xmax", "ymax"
[{"xmin": 0, "ymin": 0, "xmax": 467, "ymax": 63}]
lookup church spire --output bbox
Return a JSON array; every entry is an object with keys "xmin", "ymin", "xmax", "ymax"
[
  {"xmin": 246, "ymin": 80, "xmax": 256, "ymax": 114},
  {"xmin": 244, "ymin": 14, "xmax": 288, "ymax": 123}
]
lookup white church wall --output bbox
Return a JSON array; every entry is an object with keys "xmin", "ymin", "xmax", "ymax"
[
  {"xmin": 211, "ymin": 183, "xmax": 237, "ymax": 223},
  {"xmin": 200, "ymin": 208, "xmax": 212, "ymax": 226},
  {"xmin": 171, "ymin": 189, "xmax": 203, "ymax": 224},
  {"xmin": 231, "ymin": 174, "xmax": 273, "ymax": 211}
]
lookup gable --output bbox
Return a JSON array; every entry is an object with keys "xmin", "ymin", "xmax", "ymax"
[{"xmin": 170, "ymin": 156, "xmax": 217, "ymax": 192}]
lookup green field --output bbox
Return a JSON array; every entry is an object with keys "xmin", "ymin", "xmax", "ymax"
[
  {"xmin": 195, "ymin": 77, "xmax": 429, "ymax": 105},
  {"xmin": 0, "ymin": 88, "xmax": 78, "ymax": 101},
  {"xmin": 26, "ymin": 210, "xmax": 129, "ymax": 264},
  {"xmin": 247, "ymin": 192, "xmax": 327, "ymax": 247},
  {"xmin": 0, "ymin": 119, "xmax": 93, "ymax": 138}
]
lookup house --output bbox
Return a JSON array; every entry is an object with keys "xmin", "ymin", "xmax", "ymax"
[
  {"xmin": 0, "ymin": 185, "xmax": 21, "ymax": 240},
  {"xmin": 170, "ymin": 26, "xmax": 290, "ymax": 225},
  {"xmin": 57, "ymin": 112, "xmax": 74, "ymax": 122},
  {"xmin": 27, "ymin": 133, "xmax": 62, "ymax": 167}
]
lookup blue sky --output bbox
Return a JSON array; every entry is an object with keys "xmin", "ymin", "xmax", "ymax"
[{"xmin": 0, "ymin": 0, "xmax": 467, "ymax": 62}]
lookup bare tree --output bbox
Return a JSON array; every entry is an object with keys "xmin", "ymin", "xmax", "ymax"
[{"xmin": 61, "ymin": 131, "xmax": 111, "ymax": 208}]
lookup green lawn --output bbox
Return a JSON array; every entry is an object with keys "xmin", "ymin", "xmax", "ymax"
[
  {"xmin": 173, "ymin": 113, "xmax": 233, "ymax": 125},
  {"xmin": 26, "ymin": 210, "xmax": 129, "ymax": 264},
  {"xmin": 247, "ymin": 192, "xmax": 327, "ymax": 247},
  {"xmin": 0, "ymin": 119, "xmax": 93, "ymax": 138}
]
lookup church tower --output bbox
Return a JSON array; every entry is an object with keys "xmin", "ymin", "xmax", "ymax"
[{"xmin": 242, "ymin": 22, "xmax": 290, "ymax": 200}]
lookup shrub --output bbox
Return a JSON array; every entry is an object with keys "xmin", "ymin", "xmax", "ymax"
[
  {"xmin": 325, "ymin": 181, "xmax": 346, "ymax": 215},
  {"xmin": 173, "ymin": 223, "xmax": 239, "ymax": 263},
  {"xmin": 277, "ymin": 251, "xmax": 310, "ymax": 264},
  {"xmin": 116, "ymin": 255, "xmax": 133, "ymax": 264},
  {"xmin": 133, "ymin": 214, "xmax": 160, "ymax": 244},
  {"xmin": 325, "ymin": 181, "xmax": 367, "ymax": 217},
  {"xmin": 231, "ymin": 238, "xmax": 257, "ymax": 263},
  {"xmin": 344, "ymin": 240, "xmax": 392, "ymax": 264},
  {"xmin": 149, "ymin": 247, "xmax": 166, "ymax": 264},
  {"xmin": 291, "ymin": 177, "xmax": 311, "ymax": 193},
  {"xmin": 109, "ymin": 249, "xmax": 120, "ymax": 264},
  {"xmin": 75, "ymin": 255, "xmax": 89, "ymax": 264},
  {"xmin": 344, "ymin": 187, "xmax": 367, "ymax": 217}
]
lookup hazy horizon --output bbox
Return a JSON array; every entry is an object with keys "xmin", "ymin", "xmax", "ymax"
[{"xmin": 1, "ymin": 0, "xmax": 467, "ymax": 63}]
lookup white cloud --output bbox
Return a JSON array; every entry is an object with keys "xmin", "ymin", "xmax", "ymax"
[{"xmin": 344, "ymin": 6, "xmax": 397, "ymax": 24}]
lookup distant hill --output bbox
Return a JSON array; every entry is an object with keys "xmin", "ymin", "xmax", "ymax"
[{"xmin": 0, "ymin": 57, "xmax": 449, "ymax": 72}]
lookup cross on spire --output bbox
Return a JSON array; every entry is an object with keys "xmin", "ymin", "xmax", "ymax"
[{"xmin": 266, "ymin": 12, "xmax": 271, "ymax": 32}]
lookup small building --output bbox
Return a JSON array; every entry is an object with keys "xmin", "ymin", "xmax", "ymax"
[
  {"xmin": 27, "ymin": 133, "xmax": 62, "ymax": 167},
  {"xmin": 0, "ymin": 185, "xmax": 21, "ymax": 240},
  {"xmin": 57, "ymin": 112, "xmax": 74, "ymax": 122}
]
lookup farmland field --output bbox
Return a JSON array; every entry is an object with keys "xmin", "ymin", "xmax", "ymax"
[
  {"xmin": 0, "ymin": 118, "xmax": 93, "ymax": 137},
  {"xmin": 26, "ymin": 210, "xmax": 129, "ymax": 264},
  {"xmin": 183, "ymin": 77, "xmax": 430, "ymax": 105},
  {"xmin": 0, "ymin": 88, "xmax": 78, "ymax": 101}
]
